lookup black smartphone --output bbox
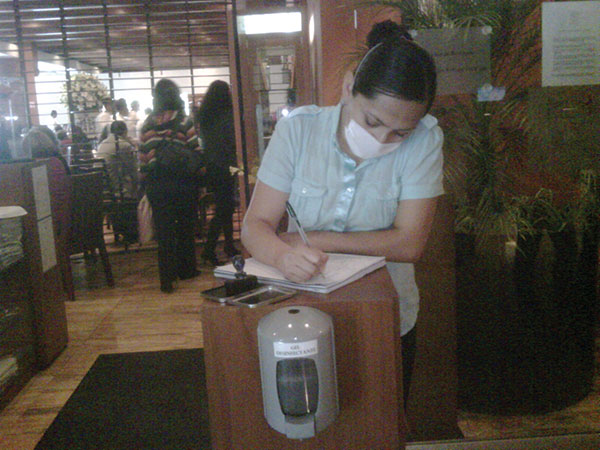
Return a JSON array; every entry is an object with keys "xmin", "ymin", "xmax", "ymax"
[
  {"xmin": 201, "ymin": 285, "xmax": 229, "ymax": 303},
  {"xmin": 201, "ymin": 284, "xmax": 295, "ymax": 307},
  {"xmin": 228, "ymin": 287, "xmax": 294, "ymax": 307}
]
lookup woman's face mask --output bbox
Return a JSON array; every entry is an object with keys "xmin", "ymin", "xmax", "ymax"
[
  {"xmin": 341, "ymin": 89, "xmax": 427, "ymax": 160},
  {"xmin": 344, "ymin": 119, "xmax": 400, "ymax": 159}
]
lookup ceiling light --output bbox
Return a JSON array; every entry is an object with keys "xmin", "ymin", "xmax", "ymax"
[{"xmin": 238, "ymin": 12, "xmax": 302, "ymax": 35}]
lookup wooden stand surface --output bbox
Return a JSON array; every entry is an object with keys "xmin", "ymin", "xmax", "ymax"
[{"xmin": 200, "ymin": 268, "xmax": 407, "ymax": 450}]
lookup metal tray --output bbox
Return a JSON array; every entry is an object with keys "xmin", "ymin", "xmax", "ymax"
[{"xmin": 201, "ymin": 283, "xmax": 296, "ymax": 308}]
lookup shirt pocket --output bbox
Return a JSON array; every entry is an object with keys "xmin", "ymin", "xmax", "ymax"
[
  {"xmin": 358, "ymin": 183, "xmax": 400, "ymax": 229},
  {"xmin": 289, "ymin": 178, "xmax": 326, "ymax": 229}
]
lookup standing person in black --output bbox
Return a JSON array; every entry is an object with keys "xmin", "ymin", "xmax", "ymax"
[
  {"xmin": 196, "ymin": 80, "xmax": 239, "ymax": 266},
  {"xmin": 138, "ymin": 78, "xmax": 202, "ymax": 293}
]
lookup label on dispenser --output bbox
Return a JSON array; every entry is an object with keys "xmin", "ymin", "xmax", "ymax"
[{"xmin": 274, "ymin": 340, "xmax": 318, "ymax": 358}]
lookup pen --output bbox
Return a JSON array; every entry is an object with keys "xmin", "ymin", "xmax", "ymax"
[
  {"xmin": 285, "ymin": 201, "xmax": 326, "ymax": 277},
  {"xmin": 285, "ymin": 201, "xmax": 311, "ymax": 247}
]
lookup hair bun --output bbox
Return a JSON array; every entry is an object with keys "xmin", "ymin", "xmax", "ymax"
[{"xmin": 367, "ymin": 20, "xmax": 412, "ymax": 48}]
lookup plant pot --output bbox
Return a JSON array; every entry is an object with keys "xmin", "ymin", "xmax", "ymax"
[
  {"xmin": 74, "ymin": 110, "xmax": 99, "ymax": 138},
  {"xmin": 455, "ymin": 227, "xmax": 598, "ymax": 414}
]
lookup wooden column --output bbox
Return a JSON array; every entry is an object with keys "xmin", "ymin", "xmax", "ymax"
[
  {"xmin": 411, "ymin": 196, "xmax": 462, "ymax": 440},
  {"xmin": 23, "ymin": 43, "xmax": 40, "ymax": 127},
  {"xmin": 316, "ymin": 1, "xmax": 402, "ymax": 106}
]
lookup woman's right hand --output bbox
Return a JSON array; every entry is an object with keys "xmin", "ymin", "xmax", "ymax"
[
  {"xmin": 241, "ymin": 181, "xmax": 328, "ymax": 283},
  {"xmin": 276, "ymin": 245, "xmax": 328, "ymax": 283},
  {"xmin": 138, "ymin": 148, "xmax": 155, "ymax": 163}
]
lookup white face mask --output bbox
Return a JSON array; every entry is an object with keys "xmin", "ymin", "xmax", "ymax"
[{"xmin": 344, "ymin": 119, "xmax": 400, "ymax": 160}]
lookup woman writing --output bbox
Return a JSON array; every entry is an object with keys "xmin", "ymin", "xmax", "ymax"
[{"xmin": 241, "ymin": 20, "xmax": 443, "ymax": 396}]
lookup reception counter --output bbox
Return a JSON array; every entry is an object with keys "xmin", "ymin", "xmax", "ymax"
[
  {"xmin": 201, "ymin": 267, "xmax": 407, "ymax": 450},
  {"xmin": 201, "ymin": 196, "xmax": 460, "ymax": 447}
]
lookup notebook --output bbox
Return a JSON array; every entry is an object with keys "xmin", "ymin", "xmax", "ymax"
[{"xmin": 213, "ymin": 253, "xmax": 386, "ymax": 294}]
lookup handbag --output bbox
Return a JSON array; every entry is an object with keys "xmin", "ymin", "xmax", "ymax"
[
  {"xmin": 155, "ymin": 136, "xmax": 201, "ymax": 178},
  {"xmin": 137, "ymin": 194, "xmax": 154, "ymax": 244}
]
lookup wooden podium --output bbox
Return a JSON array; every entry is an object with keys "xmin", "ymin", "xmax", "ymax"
[
  {"xmin": 200, "ymin": 268, "xmax": 407, "ymax": 450},
  {"xmin": 0, "ymin": 161, "xmax": 68, "ymax": 367}
]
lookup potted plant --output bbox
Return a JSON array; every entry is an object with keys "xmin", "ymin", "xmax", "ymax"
[{"xmin": 361, "ymin": 0, "xmax": 599, "ymax": 414}]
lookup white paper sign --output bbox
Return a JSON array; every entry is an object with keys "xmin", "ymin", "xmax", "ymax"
[
  {"xmin": 542, "ymin": 1, "xmax": 600, "ymax": 86},
  {"xmin": 31, "ymin": 165, "xmax": 52, "ymax": 220},
  {"xmin": 413, "ymin": 27, "xmax": 491, "ymax": 95},
  {"xmin": 274, "ymin": 340, "xmax": 318, "ymax": 359},
  {"xmin": 37, "ymin": 215, "xmax": 57, "ymax": 272}
]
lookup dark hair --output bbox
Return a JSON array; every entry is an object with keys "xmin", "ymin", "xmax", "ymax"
[
  {"xmin": 110, "ymin": 120, "xmax": 128, "ymax": 136},
  {"xmin": 153, "ymin": 78, "xmax": 183, "ymax": 113},
  {"xmin": 195, "ymin": 80, "xmax": 232, "ymax": 130},
  {"xmin": 353, "ymin": 20, "xmax": 437, "ymax": 112},
  {"xmin": 71, "ymin": 125, "xmax": 88, "ymax": 142},
  {"xmin": 115, "ymin": 98, "xmax": 128, "ymax": 113}
]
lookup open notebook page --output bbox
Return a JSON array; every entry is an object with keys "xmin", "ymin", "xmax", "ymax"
[{"xmin": 213, "ymin": 253, "xmax": 386, "ymax": 294}]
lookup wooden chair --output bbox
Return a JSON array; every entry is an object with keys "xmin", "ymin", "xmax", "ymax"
[
  {"xmin": 70, "ymin": 157, "xmax": 117, "ymax": 233},
  {"xmin": 69, "ymin": 171, "xmax": 114, "ymax": 287}
]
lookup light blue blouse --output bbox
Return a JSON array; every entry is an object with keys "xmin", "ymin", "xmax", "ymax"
[{"xmin": 257, "ymin": 103, "xmax": 444, "ymax": 335}]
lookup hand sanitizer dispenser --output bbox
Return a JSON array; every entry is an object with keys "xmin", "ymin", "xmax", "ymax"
[{"xmin": 257, "ymin": 306, "xmax": 339, "ymax": 439}]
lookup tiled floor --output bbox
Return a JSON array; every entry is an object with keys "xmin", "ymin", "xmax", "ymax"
[{"xmin": 0, "ymin": 243, "xmax": 598, "ymax": 448}]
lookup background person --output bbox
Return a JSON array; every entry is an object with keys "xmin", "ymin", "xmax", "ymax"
[
  {"xmin": 138, "ymin": 78, "xmax": 202, "ymax": 293},
  {"xmin": 95, "ymin": 97, "xmax": 114, "ymax": 139},
  {"xmin": 128, "ymin": 100, "xmax": 141, "ymax": 140},
  {"xmin": 195, "ymin": 80, "xmax": 239, "ymax": 266},
  {"xmin": 96, "ymin": 120, "xmax": 138, "ymax": 200},
  {"xmin": 115, "ymin": 98, "xmax": 137, "ymax": 142},
  {"xmin": 22, "ymin": 126, "xmax": 73, "ymax": 301},
  {"xmin": 70, "ymin": 124, "xmax": 93, "ymax": 159},
  {"xmin": 240, "ymin": 20, "xmax": 442, "ymax": 400},
  {"xmin": 48, "ymin": 110, "xmax": 61, "ymax": 131}
]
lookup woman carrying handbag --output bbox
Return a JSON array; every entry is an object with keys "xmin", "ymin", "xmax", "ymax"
[{"xmin": 138, "ymin": 78, "xmax": 203, "ymax": 293}]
